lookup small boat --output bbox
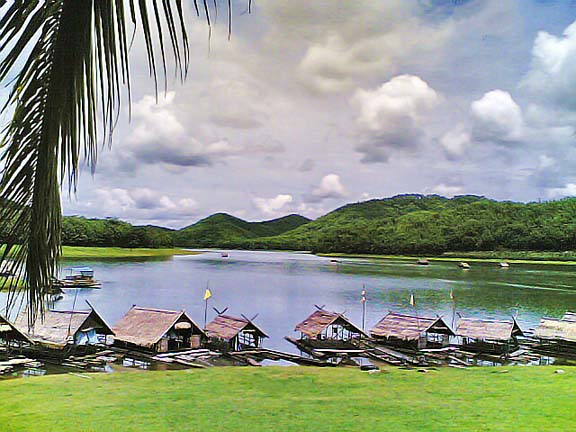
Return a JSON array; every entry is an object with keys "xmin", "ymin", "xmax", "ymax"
[
  {"xmin": 458, "ymin": 262, "xmax": 470, "ymax": 269},
  {"xmin": 221, "ymin": 252, "xmax": 229, "ymax": 258},
  {"xmin": 499, "ymin": 262, "xmax": 510, "ymax": 268},
  {"xmin": 57, "ymin": 267, "xmax": 101, "ymax": 288},
  {"xmin": 417, "ymin": 259, "xmax": 429, "ymax": 266},
  {"xmin": 329, "ymin": 259, "xmax": 341, "ymax": 264}
]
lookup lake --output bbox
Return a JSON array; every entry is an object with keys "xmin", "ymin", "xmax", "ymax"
[{"xmin": 4, "ymin": 250, "xmax": 575, "ymax": 353}]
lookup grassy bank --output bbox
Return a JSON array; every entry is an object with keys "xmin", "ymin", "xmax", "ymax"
[
  {"xmin": 0, "ymin": 367, "xmax": 573, "ymax": 431},
  {"xmin": 61, "ymin": 246, "xmax": 199, "ymax": 259},
  {"xmin": 319, "ymin": 251, "xmax": 576, "ymax": 265}
]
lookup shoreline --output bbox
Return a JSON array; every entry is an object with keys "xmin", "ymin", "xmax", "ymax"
[{"xmin": 317, "ymin": 252, "xmax": 576, "ymax": 265}]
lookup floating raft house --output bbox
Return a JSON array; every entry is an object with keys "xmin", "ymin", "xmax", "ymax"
[
  {"xmin": 0, "ymin": 314, "xmax": 33, "ymax": 348},
  {"xmin": 113, "ymin": 306, "xmax": 205, "ymax": 353},
  {"xmin": 205, "ymin": 314, "xmax": 268, "ymax": 352},
  {"xmin": 293, "ymin": 309, "xmax": 367, "ymax": 349},
  {"xmin": 370, "ymin": 312, "xmax": 454, "ymax": 351},
  {"xmin": 456, "ymin": 317, "xmax": 523, "ymax": 355},
  {"xmin": 14, "ymin": 308, "xmax": 113, "ymax": 349},
  {"xmin": 534, "ymin": 312, "xmax": 576, "ymax": 352}
]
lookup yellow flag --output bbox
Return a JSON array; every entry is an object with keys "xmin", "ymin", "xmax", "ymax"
[
  {"xmin": 203, "ymin": 288, "xmax": 212, "ymax": 301},
  {"xmin": 409, "ymin": 293, "xmax": 415, "ymax": 307}
]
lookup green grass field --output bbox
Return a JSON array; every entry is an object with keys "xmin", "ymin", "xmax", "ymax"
[
  {"xmin": 61, "ymin": 246, "xmax": 199, "ymax": 259},
  {"xmin": 0, "ymin": 366, "xmax": 573, "ymax": 431}
]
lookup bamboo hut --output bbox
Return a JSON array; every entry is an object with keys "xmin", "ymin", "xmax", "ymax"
[
  {"xmin": 113, "ymin": 306, "xmax": 205, "ymax": 353},
  {"xmin": 534, "ymin": 311, "xmax": 576, "ymax": 353},
  {"xmin": 293, "ymin": 309, "xmax": 367, "ymax": 350},
  {"xmin": 456, "ymin": 317, "xmax": 523, "ymax": 355},
  {"xmin": 205, "ymin": 314, "xmax": 268, "ymax": 352},
  {"xmin": 370, "ymin": 312, "xmax": 454, "ymax": 351},
  {"xmin": 0, "ymin": 314, "xmax": 33, "ymax": 350},
  {"xmin": 14, "ymin": 308, "xmax": 113, "ymax": 350}
]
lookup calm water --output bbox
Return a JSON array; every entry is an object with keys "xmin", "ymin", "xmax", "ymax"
[{"xmin": 3, "ymin": 250, "xmax": 576, "ymax": 353}]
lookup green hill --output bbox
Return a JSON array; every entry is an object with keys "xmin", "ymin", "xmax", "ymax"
[
  {"xmin": 241, "ymin": 194, "xmax": 576, "ymax": 255},
  {"xmin": 173, "ymin": 213, "xmax": 311, "ymax": 248}
]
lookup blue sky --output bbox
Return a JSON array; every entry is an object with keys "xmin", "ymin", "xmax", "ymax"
[{"xmin": 36, "ymin": 0, "xmax": 576, "ymax": 226}]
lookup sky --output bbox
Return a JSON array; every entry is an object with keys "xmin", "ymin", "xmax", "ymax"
[{"xmin": 34, "ymin": 1, "xmax": 576, "ymax": 226}]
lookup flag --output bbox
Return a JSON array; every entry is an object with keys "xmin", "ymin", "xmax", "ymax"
[
  {"xmin": 203, "ymin": 288, "xmax": 212, "ymax": 301},
  {"xmin": 449, "ymin": 290, "xmax": 454, "ymax": 301},
  {"xmin": 409, "ymin": 293, "xmax": 415, "ymax": 307}
]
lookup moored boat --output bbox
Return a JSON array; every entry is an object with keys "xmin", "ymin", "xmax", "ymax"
[{"xmin": 57, "ymin": 267, "xmax": 101, "ymax": 288}]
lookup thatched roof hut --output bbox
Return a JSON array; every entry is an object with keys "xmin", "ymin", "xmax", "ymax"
[
  {"xmin": 294, "ymin": 309, "xmax": 367, "ymax": 342},
  {"xmin": 534, "ymin": 312, "xmax": 576, "ymax": 349},
  {"xmin": 0, "ymin": 314, "xmax": 33, "ymax": 346},
  {"xmin": 113, "ymin": 306, "xmax": 205, "ymax": 353},
  {"xmin": 205, "ymin": 314, "xmax": 268, "ymax": 352},
  {"xmin": 14, "ymin": 308, "xmax": 113, "ymax": 349},
  {"xmin": 456, "ymin": 317, "xmax": 523, "ymax": 354},
  {"xmin": 370, "ymin": 312, "xmax": 454, "ymax": 350}
]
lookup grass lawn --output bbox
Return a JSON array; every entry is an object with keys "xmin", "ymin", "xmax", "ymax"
[
  {"xmin": 0, "ymin": 366, "xmax": 573, "ymax": 431},
  {"xmin": 61, "ymin": 246, "xmax": 200, "ymax": 259}
]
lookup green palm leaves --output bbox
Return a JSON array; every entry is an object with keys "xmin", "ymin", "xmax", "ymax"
[{"xmin": 0, "ymin": 0, "xmax": 222, "ymax": 323}]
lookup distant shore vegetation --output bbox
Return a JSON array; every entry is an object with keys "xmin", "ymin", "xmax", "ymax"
[{"xmin": 34, "ymin": 195, "xmax": 576, "ymax": 258}]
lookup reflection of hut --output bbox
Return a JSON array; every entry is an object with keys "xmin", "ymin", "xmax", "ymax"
[
  {"xmin": 456, "ymin": 317, "xmax": 523, "ymax": 355},
  {"xmin": 370, "ymin": 312, "xmax": 454, "ymax": 351},
  {"xmin": 113, "ymin": 306, "xmax": 205, "ymax": 353},
  {"xmin": 534, "ymin": 312, "xmax": 576, "ymax": 352},
  {"xmin": 293, "ymin": 309, "xmax": 367, "ymax": 349},
  {"xmin": 14, "ymin": 308, "xmax": 113, "ymax": 349},
  {"xmin": 205, "ymin": 314, "xmax": 268, "ymax": 352},
  {"xmin": 0, "ymin": 314, "xmax": 33, "ymax": 349}
]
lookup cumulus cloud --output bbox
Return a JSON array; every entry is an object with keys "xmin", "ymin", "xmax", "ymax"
[
  {"xmin": 470, "ymin": 90, "xmax": 524, "ymax": 143},
  {"xmin": 547, "ymin": 183, "xmax": 576, "ymax": 199},
  {"xmin": 440, "ymin": 124, "xmax": 471, "ymax": 159},
  {"xmin": 253, "ymin": 194, "xmax": 294, "ymax": 217},
  {"xmin": 120, "ymin": 92, "xmax": 283, "ymax": 171},
  {"xmin": 351, "ymin": 75, "xmax": 439, "ymax": 163},
  {"xmin": 269, "ymin": 0, "xmax": 453, "ymax": 93},
  {"xmin": 304, "ymin": 174, "xmax": 348, "ymax": 203},
  {"xmin": 427, "ymin": 183, "xmax": 464, "ymax": 197},
  {"xmin": 92, "ymin": 187, "xmax": 198, "ymax": 221},
  {"xmin": 522, "ymin": 20, "xmax": 576, "ymax": 111}
]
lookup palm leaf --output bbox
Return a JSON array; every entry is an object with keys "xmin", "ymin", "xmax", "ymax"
[{"xmin": 0, "ymin": 0, "xmax": 237, "ymax": 324}]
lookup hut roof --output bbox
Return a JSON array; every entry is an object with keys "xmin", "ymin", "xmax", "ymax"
[
  {"xmin": 0, "ymin": 314, "xmax": 34, "ymax": 344},
  {"xmin": 534, "ymin": 314, "xmax": 576, "ymax": 343},
  {"xmin": 14, "ymin": 308, "xmax": 113, "ymax": 347},
  {"xmin": 113, "ymin": 306, "xmax": 205, "ymax": 348},
  {"xmin": 370, "ymin": 312, "xmax": 455, "ymax": 340},
  {"xmin": 294, "ymin": 309, "xmax": 367, "ymax": 339},
  {"xmin": 205, "ymin": 314, "xmax": 268, "ymax": 341},
  {"xmin": 456, "ymin": 317, "xmax": 523, "ymax": 341}
]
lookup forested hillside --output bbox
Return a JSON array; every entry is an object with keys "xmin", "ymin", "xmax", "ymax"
[
  {"xmin": 172, "ymin": 213, "xmax": 311, "ymax": 248},
  {"xmin": 59, "ymin": 195, "xmax": 576, "ymax": 254},
  {"xmin": 241, "ymin": 195, "xmax": 576, "ymax": 254}
]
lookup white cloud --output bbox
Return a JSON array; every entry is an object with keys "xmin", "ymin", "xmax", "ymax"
[
  {"xmin": 253, "ymin": 194, "xmax": 294, "ymax": 217},
  {"xmin": 522, "ymin": 20, "xmax": 576, "ymax": 111},
  {"xmin": 547, "ymin": 183, "xmax": 576, "ymax": 199},
  {"xmin": 470, "ymin": 90, "xmax": 524, "ymax": 142},
  {"xmin": 440, "ymin": 124, "xmax": 471, "ymax": 159},
  {"xmin": 90, "ymin": 187, "xmax": 198, "ymax": 222},
  {"xmin": 428, "ymin": 184, "xmax": 464, "ymax": 197},
  {"xmin": 351, "ymin": 75, "xmax": 439, "ymax": 162},
  {"xmin": 305, "ymin": 174, "xmax": 348, "ymax": 203}
]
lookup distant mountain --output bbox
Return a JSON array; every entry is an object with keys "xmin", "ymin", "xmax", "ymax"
[{"xmin": 173, "ymin": 213, "xmax": 311, "ymax": 248}]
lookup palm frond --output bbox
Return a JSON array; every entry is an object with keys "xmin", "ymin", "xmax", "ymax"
[{"xmin": 0, "ymin": 0, "xmax": 218, "ymax": 324}]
